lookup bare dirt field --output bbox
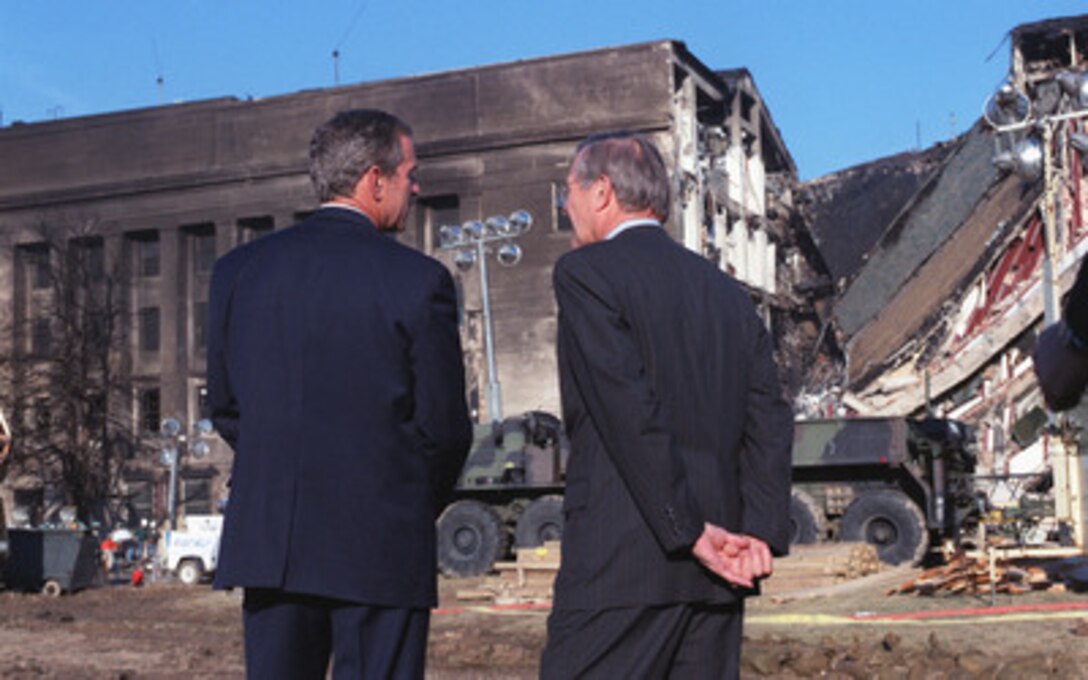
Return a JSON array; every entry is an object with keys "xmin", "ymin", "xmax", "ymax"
[{"xmin": 2, "ymin": 566, "xmax": 1088, "ymax": 678}]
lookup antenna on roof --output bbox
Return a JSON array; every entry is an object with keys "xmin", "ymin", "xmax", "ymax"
[
  {"xmin": 331, "ymin": 0, "xmax": 370, "ymax": 85},
  {"xmin": 153, "ymin": 40, "xmax": 165, "ymax": 105}
]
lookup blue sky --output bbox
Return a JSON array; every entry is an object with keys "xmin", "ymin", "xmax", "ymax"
[{"xmin": 2, "ymin": 1, "xmax": 1086, "ymax": 179}]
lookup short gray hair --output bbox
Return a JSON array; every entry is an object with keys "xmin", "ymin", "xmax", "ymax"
[
  {"xmin": 572, "ymin": 132, "xmax": 670, "ymax": 221},
  {"xmin": 309, "ymin": 109, "xmax": 413, "ymax": 202}
]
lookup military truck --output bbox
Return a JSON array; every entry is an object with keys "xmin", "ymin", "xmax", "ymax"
[
  {"xmin": 790, "ymin": 416, "xmax": 979, "ymax": 565},
  {"xmin": 436, "ymin": 411, "xmax": 568, "ymax": 577}
]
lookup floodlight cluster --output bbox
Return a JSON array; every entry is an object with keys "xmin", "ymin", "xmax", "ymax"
[
  {"xmin": 985, "ymin": 70, "xmax": 1088, "ymax": 181},
  {"xmin": 437, "ymin": 210, "xmax": 533, "ymax": 271}
]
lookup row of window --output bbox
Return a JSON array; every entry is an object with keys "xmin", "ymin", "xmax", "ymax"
[
  {"xmin": 26, "ymin": 301, "xmax": 207, "ymax": 356},
  {"xmin": 24, "ymin": 383, "xmax": 203, "ymax": 437}
]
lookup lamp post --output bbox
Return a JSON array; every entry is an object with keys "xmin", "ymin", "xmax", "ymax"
[
  {"xmin": 983, "ymin": 70, "xmax": 1088, "ymax": 552},
  {"xmin": 437, "ymin": 210, "xmax": 533, "ymax": 423},
  {"xmin": 158, "ymin": 417, "xmax": 213, "ymax": 530}
]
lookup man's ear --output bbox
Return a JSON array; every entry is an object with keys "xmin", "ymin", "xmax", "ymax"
[
  {"xmin": 355, "ymin": 165, "xmax": 383, "ymax": 203},
  {"xmin": 591, "ymin": 175, "xmax": 613, "ymax": 213}
]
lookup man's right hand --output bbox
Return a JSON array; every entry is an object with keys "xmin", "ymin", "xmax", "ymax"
[{"xmin": 691, "ymin": 522, "xmax": 773, "ymax": 589}]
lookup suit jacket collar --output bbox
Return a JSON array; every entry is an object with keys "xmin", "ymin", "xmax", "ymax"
[{"xmin": 314, "ymin": 205, "xmax": 380, "ymax": 233}]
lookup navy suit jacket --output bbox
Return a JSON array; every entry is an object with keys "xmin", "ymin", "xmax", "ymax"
[
  {"xmin": 551, "ymin": 225, "xmax": 793, "ymax": 610},
  {"xmin": 207, "ymin": 206, "xmax": 472, "ymax": 608}
]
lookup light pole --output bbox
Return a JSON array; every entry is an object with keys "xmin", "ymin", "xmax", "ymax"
[
  {"xmin": 158, "ymin": 417, "xmax": 213, "ymax": 530},
  {"xmin": 437, "ymin": 210, "xmax": 533, "ymax": 423},
  {"xmin": 983, "ymin": 70, "xmax": 1088, "ymax": 552}
]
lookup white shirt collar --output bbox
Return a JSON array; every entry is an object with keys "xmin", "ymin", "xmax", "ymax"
[{"xmin": 605, "ymin": 218, "xmax": 661, "ymax": 240}]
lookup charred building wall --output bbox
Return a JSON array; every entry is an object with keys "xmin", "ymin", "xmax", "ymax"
[{"xmin": 0, "ymin": 41, "xmax": 815, "ymax": 526}]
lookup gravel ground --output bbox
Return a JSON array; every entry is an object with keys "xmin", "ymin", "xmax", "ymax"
[{"xmin": 0, "ymin": 566, "xmax": 1086, "ymax": 678}]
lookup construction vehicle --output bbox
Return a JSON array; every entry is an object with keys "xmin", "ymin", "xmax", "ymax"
[
  {"xmin": 790, "ymin": 416, "xmax": 980, "ymax": 565},
  {"xmin": 436, "ymin": 411, "xmax": 568, "ymax": 577}
]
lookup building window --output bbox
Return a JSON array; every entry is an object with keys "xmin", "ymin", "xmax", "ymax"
[
  {"xmin": 184, "ymin": 223, "xmax": 217, "ymax": 274},
  {"xmin": 32, "ymin": 398, "xmax": 51, "ymax": 434},
  {"xmin": 417, "ymin": 195, "xmax": 460, "ymax": 253},
  {"xmin": 21, "ymin": 245, "xmax": 51, "ymax": 290},
  {"xmin": 71, "ymin": 237, "xmax": 105, "ymax": 282},
  {"xmin": 553, "ymin": 181, "xmax": 572, "ymax": 233},
  {"xmin": 181, "ymin": 478, "xmax": 212, "ymax": 515},
  {"xmin": 124, "ymin": 479, "xmax": 153, "ymax": 524},
  {"xmin": 139, "ymin": 306, "xmax": 160, "ymax": 352},
  {"xmin": 88, "ymin": 392, "xmax": 106, "ymax": 431},
  {"xmin": 31, "ymin": 317, "xmax": 52, "ymax": 356},
  {"xmin": 87, "ymin": 311, "xmax": 110, "ymax": 349},
  {"xmin": 127, "ymin": 231, "xmax": 160, "ymax": 277},
  {"xmin": 140, "ymin": 387, "xmax": 161, "ymax": 433},
  {"xmin": 237, "ymin": 216, "xmax": 274, "ymax": 244},
  {"xmin": 193, "ymin": 301, "xmax": 207, "ymax": 350}
]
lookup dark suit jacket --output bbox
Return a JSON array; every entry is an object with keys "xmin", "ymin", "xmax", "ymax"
[
  {"xmin": 207, "ymin": 206, "xmax": 472, "ymax": 608},
  {"xmin": 551, "ymin": 225, "xmax": 792, "ymax": 610}
]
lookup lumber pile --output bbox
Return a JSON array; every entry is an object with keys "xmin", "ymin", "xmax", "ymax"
[
  {"xmin": 455, "ymin": 541, "xmax": 560, "ymax": 604},
  {"xmin": 762, "ymin": 542, "xmax": 885, "ymax": 596},
  {"xmin": 886, "ymin": 553, "xmax": 1058, "ymax": 596}
]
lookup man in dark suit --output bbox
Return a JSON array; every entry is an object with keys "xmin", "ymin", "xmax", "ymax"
[
  {"xmin": 1034, "ymin": 257, "xmax": 1088, "ymax": 410},
  {"xmin": 207, "ymin": 109, "xmax": 472, "ymax": 679},
  {"xmin": 540, "ymin": 132, "xmax": 793, "ymax": 679}
]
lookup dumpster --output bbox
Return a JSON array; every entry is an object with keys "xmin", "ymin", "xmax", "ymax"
[{"xmin": 3, "ymin": 529, "xmax": 100, "ymax": 596}]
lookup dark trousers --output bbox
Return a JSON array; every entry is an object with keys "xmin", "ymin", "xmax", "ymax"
[
  {"xmin": 540, "ymin": 601, "xmax": 744, "ymax": 680},
  {"xmin": 242, "ymin": 588, "xmax": 429, "ymax": 680}
]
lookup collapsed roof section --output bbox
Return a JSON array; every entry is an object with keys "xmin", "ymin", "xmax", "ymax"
[
  {"xmin": 801, "ymin": 13, "xmax": 1088, "ymax": 430},
  {"xmin": 798, "ymin": 143, "xmax": 955, "ymax": 289}
]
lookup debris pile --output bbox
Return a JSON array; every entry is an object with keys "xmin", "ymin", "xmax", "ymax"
[
  {"xmin": 763, "ymin": 542, "xmax": 886, "ymax": 596},
  {"xmin": 886, "ymin": 553, "xmax": 1058, "ymax": 596}
]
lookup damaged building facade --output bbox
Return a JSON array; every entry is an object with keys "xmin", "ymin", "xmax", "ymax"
[
  {"xmin": 0, "ymin": 41, "xmax": 823, "ymax": 527},
  {"xmin": 800, "ymin": 15, "xmax": 1088, "ymax": 485}
]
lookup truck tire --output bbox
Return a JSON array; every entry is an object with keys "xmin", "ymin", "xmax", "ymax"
[
  {"xmin": 515, "ymin": 495, "xmax": 564, "ymax": 548},
  {"xmin": 839, "ymin": 490, "xmax": 928, "ymax": 566},
  {"xmin": 177, "ymin": 559, "xmax": 204, "ymax": 586},
  {"xmin": 41, "ymin": 579, "xmax": 62, "ymax": 597},
  {"xmin": 437, "ymin": 500, "xmax": 505, "ymax": 578},
  {"xmin": 789, "ymin": 490, "xmax": 825, "ymax": 545}
]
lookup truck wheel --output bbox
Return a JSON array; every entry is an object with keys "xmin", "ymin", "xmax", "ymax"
[
  {"xmin": 839, "ymin": 490, "xmax": 928, "ymax": 565},
  {"xmin": 41, "ymin": 579, "xmax": 62, "ymax": 597},
  {"xmin": 515, "ymin": 495, "xmax": 564, "ymax": 548},
  {"xmin": 437, "ymin": 500, "xmax": 505, "ymax": 578},
  {"xmin": 177, "ymin": 559, "xmax": 204, "ymax": 586},
  {"xmin": 789, "ymin": 490, "xmax": 825, "ymax": 545}
]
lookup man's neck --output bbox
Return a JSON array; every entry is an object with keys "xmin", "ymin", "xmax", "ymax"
[{"xmin": 324, "ymin": 199, "xmax": 378, "ymax": 225}]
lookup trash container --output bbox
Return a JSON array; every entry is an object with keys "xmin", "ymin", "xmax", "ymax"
[{"xmin": 3, "ymin": 528, "xmax": 100, "ymax": 596}]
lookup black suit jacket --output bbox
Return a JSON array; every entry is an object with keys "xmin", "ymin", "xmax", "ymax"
[
  {"xmin": 207, "ymin": 207, "xmax": 472, "ymax": 608},
  {"xmin": 551, "ymin": 225, "xmax": 792, "ymax": 610}
]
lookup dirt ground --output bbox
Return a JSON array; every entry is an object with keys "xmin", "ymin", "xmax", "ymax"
[{"xmin": 2, "ymin": 565, "xmax": 1088, "ymax": 678}]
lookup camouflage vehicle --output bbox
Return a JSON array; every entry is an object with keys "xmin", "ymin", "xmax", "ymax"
[
  {"xmin": 436, "ymin": 411, "xmax": 569, "ymax": 577},
  {"xmin": 790, "ymin": 416, "xmax": 979, "ymax": 565}
]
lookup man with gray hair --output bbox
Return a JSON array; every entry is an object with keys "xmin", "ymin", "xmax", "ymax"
[
  {"xmin": 208, "ymin": 109, "xmax": 472, "ymax": 679},
  {"xmin": 541, "ymin": 132, "xmax": 793, "ymax": 678}
]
